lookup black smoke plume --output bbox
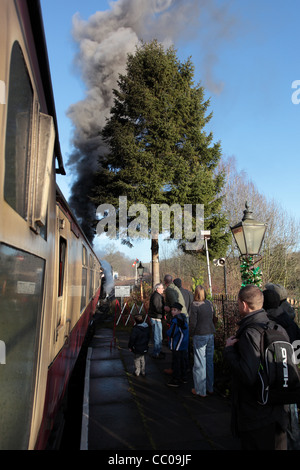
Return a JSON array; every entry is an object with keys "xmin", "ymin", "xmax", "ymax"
[{"xmin": 67, "ymin": 0, "xmax": 236, "ymax": 243}]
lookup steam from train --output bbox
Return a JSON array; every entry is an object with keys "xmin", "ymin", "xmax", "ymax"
[
  {"xmin": 66, "ymin": 0, "xmax": 236, "ymax": 242},
  {"xmin": 99, "ymin": 259, "xmax": 115, "ymax": 298}
]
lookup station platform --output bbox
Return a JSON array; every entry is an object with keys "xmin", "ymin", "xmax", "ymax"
[{"xmin": 80, "ymin": 324, "xmax": 241, "ymax": 453}]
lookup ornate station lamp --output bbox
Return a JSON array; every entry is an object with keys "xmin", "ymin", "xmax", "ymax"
[
  {"xmin": 137, "ymin": 262, "xmax": 145, "ymax": 299},
  {"xmin": 230, "ymin": 202, "xmax": 267, "ymax": 287},
  {"xmin": 137, "ymin": 261, "xmax": 145, "ymax": 279}
]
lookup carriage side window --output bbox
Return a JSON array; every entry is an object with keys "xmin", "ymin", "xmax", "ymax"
[{"xmin": 4, "ymin": 42, "xmax": 33, "ymax": 219}]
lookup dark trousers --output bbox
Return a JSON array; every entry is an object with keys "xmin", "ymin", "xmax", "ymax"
[
  {"xmin": 172, "ymin": 349, "xmax": 188, "ymax": 382},
  {"xmin": 240, "ymin": 423, "xmax": 287, "ymax": 450}
]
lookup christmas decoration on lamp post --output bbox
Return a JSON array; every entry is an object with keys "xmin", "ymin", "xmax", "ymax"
[{"xmin": 230, "ymin": 202, "xmax": 267, "ymax": 288}]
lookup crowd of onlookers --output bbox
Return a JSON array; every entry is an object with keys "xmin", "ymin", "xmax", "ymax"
[{"xmin": 128, "ymin": 277, "xmax": 300, "ymax": 451}]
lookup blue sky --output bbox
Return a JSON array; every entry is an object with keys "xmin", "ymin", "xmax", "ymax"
[{"xmin": 40, "ymin": 0, "xmax": 300, "ymax": 261}]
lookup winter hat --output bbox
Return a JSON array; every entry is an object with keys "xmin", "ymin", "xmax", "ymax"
[
  {"xmin": 265, "ymin": 283, "xmax": 288, "ymax": 301},
  {"xmin": 263, "ymin": 289, "xmax": 280, "ymax": 309},
  {"xmin": 171, "ymin": 302, "xmax": 183, "ymax": 311},
  {"xmin": 174, "ymin": 278, "xmax": 182, "ymax": 288}
]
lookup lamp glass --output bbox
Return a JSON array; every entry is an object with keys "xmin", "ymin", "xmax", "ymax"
[
  {"xmin": 231, "ymin": 222, "xmax": 267, "ymax": 256},
  {"xmin": 243, "ymin": 223, "xmax": 267, "ymax": 255},
  {"xmin": 137, "ymin": 262, "xmax": 144, "ymax": 277},
  {"xmin": 231, "ymin": 225, "xmax": 247, "ymax": 255}
]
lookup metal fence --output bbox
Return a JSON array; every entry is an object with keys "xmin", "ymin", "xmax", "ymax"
[{"xmin": 212, "ymin": 295, "xmax": 239, "ymax": 347}]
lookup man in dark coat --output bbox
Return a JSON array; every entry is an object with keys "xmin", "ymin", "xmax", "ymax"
[
  {"xmin": 224, "ymin": 285, "xmax": 289, "ymax": 450},
  {"xmin": 263, "ymin": 288, "xmax": 300, "ymax": 450},
  {"xmin": 265, "ymin": 282, "xmax": 295, "ymax": 319},
  {"xmin": 148, "ymin": 283, "xmax": 165, "ymax": 358}
]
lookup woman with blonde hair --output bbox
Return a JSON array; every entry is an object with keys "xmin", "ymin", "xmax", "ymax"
[{"xmin": 189, "ymin": 285, "xmax": 216, "ymax": 397}]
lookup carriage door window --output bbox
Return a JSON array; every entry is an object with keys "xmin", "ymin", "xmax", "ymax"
[
  {"xmin": 81, "ymin": 246, "xmax": 87, "ymax": 312},
  {"xmin": 4, "ymin": 42, "xmax": 33, "ymax": 219},
  {"xmin": 89, "ymin": 255, "xmax": 94, "ymax": 299},
  {"xmin": 58, "ymin": 237, "xmax": 66, "ymax": 297},
  {"xmin": 56, "ymin": 237, "xmax": 67, "ymax": 329}
]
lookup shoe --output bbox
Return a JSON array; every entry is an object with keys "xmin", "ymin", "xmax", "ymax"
[
  {"xmin": 191, "ymin": 388, "xmax": 206, "ymax": 397},
  {"xmin": 151, "ymin": 354, "xmax": 163, "ymax": 359},
  {"xmin": 163, "ymin": 368, "xmax": 173, "ymax": 375},
  {"xmin": 167, "ymin": 379, "xmax": 180, "ymax": 387},
  {"xmin": 207, "ymin": 390, "xmax": 214, "ymax": 396}
]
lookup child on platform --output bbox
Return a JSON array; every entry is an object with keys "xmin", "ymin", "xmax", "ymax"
[
  {"xmin": 128, "ymin": 315, "xmax": 150, "ymax": 377},
  {"xmin": 166, "ymin": 302, "xmax": 189, "ymax": 387}
]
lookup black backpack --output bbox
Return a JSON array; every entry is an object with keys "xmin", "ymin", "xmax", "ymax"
[{"xmin": 252, "ymin": 322, "xmax": 300, "ymax": 405}]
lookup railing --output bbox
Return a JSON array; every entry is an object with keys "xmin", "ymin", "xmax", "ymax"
[
  {"xmin": 110, "ymin": 299, "xmax": 149, "ymax": 348},
  {"xmin": 110, "ymin": 295, "xmax": 300, "ymax": 349},
  {"xmin": 212, "ymin": 295, "xmax": 239, "ymax": 347}
]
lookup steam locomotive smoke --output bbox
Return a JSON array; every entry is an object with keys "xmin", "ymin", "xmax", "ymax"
[{"xmin": 67, "ymin": 0, "xmax": 235, "ymax": 242}]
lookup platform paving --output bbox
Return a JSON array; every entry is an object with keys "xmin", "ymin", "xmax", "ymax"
[{"xmin": 81, "ymin": 326, "xmax": 241, "ymax": 452}]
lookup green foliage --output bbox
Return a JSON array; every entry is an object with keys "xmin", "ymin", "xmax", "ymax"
[
  {"xmin": 191, "ymin": 274, "xmax": 205, "ymax": 293},
  {"xmin": 92, "ymin": 39, "xmax": 229, "ymax": 256},
  {"xmin": 240, "ymin": 256, "xmax": 263, "ymax": 288}
]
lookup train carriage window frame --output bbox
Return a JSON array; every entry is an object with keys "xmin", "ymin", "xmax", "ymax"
[{"xmin": 4, "ymin": 42, "xmax": 33, "ymax": 220}]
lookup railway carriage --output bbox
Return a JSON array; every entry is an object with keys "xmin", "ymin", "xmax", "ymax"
[{"xmin": 0, "ymin": 0, "xmax": 102, "ymax": 449}]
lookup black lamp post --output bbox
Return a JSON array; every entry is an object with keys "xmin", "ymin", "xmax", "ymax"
[
  {"xmin": 230, "ymin": 202, "xmax": 267, "ymax": 287},
  {"xmin": 137, "ymin": 262, "xmax": 145, "ymax": 299}
]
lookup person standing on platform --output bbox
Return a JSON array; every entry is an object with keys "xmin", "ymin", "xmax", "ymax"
[
  {"xmin": 263, "ymin": 288, "xmax": 300, "ymax": 450},
  {"xmin": 174, "ymin": 278, "xmax": 193, "ymax": 318},
  {"xmin": 166, "ymin": 303, "xmax": 189, "ymax": 387},
  {"xmin": 164, "ymin": 275, "xmax": 187, "ymax": 319},
  {"xmin": 148, "ymin": 283, "xmax": 165, "ymax": 359},
  {"xmin": 189, "ymin": 285, "xmax": 216, "ymax": 397},
  {"xmin": 128, "ymin": 315, "xmax": 150, "ymax": 377},
  {"xmin": 224, "ymin": 285, "xmax": 288, "ymax": 450}
]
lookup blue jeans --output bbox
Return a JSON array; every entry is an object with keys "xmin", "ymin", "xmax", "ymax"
[
  {"xmin": 150, "ymin": 318, "xmax": 162, "ymax": 356},
  {"xmin": 192, "ymin": 334, "xmax": 214, "ymax": 396}
]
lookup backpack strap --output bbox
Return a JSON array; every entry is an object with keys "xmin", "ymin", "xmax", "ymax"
[
  {"xmin": 236, "ymin": 321, "xmax": 267, "ymax": 339},
  {"xmin": 236, "ymin": 322, "xmax": 270, "ymax": 359}
]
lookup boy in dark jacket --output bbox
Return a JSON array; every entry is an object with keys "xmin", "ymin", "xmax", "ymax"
[
  {"xmin": 166, "ymin": 303, "xmax": 189, "ymax": 387},
  {"xmin": 128, "ymin": 315, "xmax": 150, "ymax": 377}
]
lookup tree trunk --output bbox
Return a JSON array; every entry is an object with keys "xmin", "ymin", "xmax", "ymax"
[{"xmin": 151, "ymin": 237, "xmax": 160, "ymax": 288}]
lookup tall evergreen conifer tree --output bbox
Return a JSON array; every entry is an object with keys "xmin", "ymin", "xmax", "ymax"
[{"xmin": 92, "ymin": 40, "xmax": 229, "ymax": 286}]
